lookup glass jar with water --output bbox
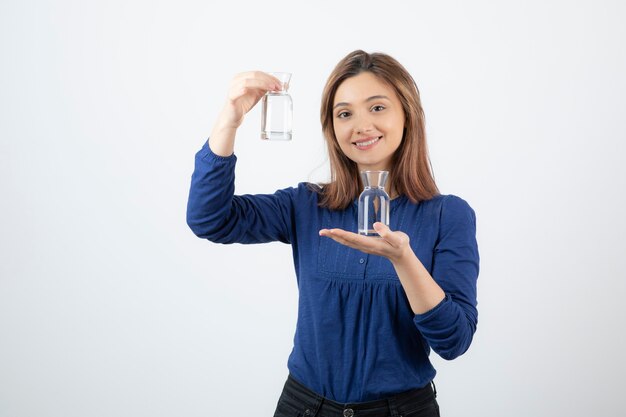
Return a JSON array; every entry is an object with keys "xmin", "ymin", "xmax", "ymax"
[
  {"xmin": 261, "ymin": 72, "xmax": 292, "ymax": 140},
  {"xmin": 358, "ymin": 171, "xmax": 390, "ymax": 236}
]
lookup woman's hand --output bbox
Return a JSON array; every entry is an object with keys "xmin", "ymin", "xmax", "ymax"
[
  {"xmin": 319, "ymin": 222, "xmax": 412, "ymax": 265},
  {"xmin": 218, "ymin": 71, "xmax": 283, "ymax": 130},
  {"xmin": 209, "ymin": 71, "xmax": 282, "ymax": 156}
]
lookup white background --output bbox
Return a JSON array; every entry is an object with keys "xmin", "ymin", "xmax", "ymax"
[{"xmin": 1, "ymin": 0, "xmax": 625, "ymax": 416}]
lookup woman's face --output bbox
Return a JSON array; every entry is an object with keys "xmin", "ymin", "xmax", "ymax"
[{"xmin": 332, "ymin": 72, "xmax": 405, "ymax": 172}]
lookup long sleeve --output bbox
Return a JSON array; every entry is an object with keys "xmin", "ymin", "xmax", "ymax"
[
  {"xmin": 413, "ymin": 195, "xmax": 480, "ymax": 360},
  {"xmin": 186, "ymin": 140, "xmax": 295, "ymax": 244}
]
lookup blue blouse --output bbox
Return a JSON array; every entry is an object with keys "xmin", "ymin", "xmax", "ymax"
[{"xmin": 186, "ymin": 140, "xmax": 480, "ymax": 403}]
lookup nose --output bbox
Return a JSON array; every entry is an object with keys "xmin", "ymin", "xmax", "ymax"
[{"xmin": 354, "ymin": 114, "xmax": 375, "ymax": 135}]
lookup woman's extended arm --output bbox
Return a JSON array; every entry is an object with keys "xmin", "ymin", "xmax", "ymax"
[
  {"xmin": 186, "ymin": 72, "xmax": 295, "ymax": 244},
  {"xmin": 319, "ymin": 195, "xmax": 479, "ymax": 360}
]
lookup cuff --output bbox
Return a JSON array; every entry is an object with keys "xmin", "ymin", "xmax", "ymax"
[
  {"xmin": 413, "ymin": 293, "xmax": 451, "ymax": 323},
  {"xmin": 199, "ymin": 138, "xmax": 237, "ymax": 162}
]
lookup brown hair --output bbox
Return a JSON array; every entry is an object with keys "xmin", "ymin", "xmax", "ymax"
[{"xmin": 316, "ymin": 50, "xmax": 440, "ymax": 210}]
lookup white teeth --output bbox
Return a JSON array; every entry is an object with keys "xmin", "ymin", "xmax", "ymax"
[{"xmin": 355, "ymin": 136, "xmax": 381, "ymax": 148}]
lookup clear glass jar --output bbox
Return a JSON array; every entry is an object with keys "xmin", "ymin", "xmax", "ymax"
[
  {"xmin": 261, "ymin": 72, "xmax": 292, "ymax": 140},
  {"xmin": 358, "ymin": 171, "xmax": 390, "ymax": 236}
]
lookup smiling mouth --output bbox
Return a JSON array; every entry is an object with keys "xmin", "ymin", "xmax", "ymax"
[{"xmin": 353, "ymin": 136, "xmax": 382, "ymax": 148}]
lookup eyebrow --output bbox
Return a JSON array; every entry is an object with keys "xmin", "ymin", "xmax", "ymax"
[{"xmin": 333, "ymin": 95, "xmax": 390, "ymax": 109}]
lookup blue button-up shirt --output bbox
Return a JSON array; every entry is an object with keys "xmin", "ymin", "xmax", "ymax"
[{"xmin": 186, "ymin": 140, "xmax": 480, "ymax": 403}]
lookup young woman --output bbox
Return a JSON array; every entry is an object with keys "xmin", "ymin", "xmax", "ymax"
[{"xmin": 187, "ymin": 50, "xmax": 479, "ymax": 417}]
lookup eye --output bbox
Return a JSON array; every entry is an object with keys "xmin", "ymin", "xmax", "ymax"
[
  {"xmin": 371, "ymin": 105, "xmax": 385, "ymax": 112},
  {"xmin": 337, "ymin": 111, "xmax": 351, "ymax": 119}
]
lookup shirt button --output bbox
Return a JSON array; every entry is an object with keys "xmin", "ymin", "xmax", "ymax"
[
  {"xmin": 344, "ymin": 409, "xmax": 354, "ymax": 417},
  {"xmin": 304, "ymin": 410, "xmax": 311, "ymax": 416},
  {"xmin": 359, "ymin": 258, "xmax": 365, "ymax": 264}
]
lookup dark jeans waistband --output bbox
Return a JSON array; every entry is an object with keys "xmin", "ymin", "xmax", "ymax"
[{"xmin": 279, "ymin": 374, "xmax": 437, "ymax": 417}]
